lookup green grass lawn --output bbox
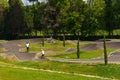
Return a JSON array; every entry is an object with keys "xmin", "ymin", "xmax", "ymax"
[
  {"xmin": 0, "ymin": 66, "xmax": 100, "ymax": 80},
  {"xmin": 53, "ymin": 49, "xmax": 115, "ymax": 59},
  {"xmin": 0, "ymin": 48, "xmax": 5, "ymax": 52},
  {"xmin": 0, "ymin": 40, "xmax": 7, "ymax": 42},
  {"xmin": 14, "ymin": 61, "xmax": 120, "ymax": 79},
  {"xmin": 0, "ymin": 40, "xmax": 7, "ymax": 52},
  {"xmin": 0, "ymin": 59, "xmax": 118, "ymax": 80}
]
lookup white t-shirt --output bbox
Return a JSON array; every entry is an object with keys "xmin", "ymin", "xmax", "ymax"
[
  {"xmin": 26, "ymin": 43, "xmax": 29, "ymax": 47},
  {"xmin": 41, "ymin": 50, "xmax": 44, "ymax": 55}
]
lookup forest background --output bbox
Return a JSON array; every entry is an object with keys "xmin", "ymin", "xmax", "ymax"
[{"xmin": 0, "ymin": 0, "xmax": 119, "ymax": 40}]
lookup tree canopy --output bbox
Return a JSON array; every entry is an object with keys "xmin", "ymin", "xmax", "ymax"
[{"xmin": 0, "ymin": 0, "xmax": 120, "ymax": 39}]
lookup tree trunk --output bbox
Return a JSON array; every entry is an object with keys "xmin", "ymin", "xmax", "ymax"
[
  {"xmin": 103, "ymin": 35, "xmax": 108, "ymax": 65},
  {"xmin": 77, "ymin": 31, "xmax": 80, "ymax": 58},
  {"xmin": 63, "ymin": 30, "xmax": 65, "ymax": 47}
]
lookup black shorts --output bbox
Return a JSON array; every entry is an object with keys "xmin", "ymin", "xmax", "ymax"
[{"xmin": 42, "ymin": 54, "xmax": 44, "ymax": 56}]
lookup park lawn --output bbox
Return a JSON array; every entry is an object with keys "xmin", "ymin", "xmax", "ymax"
[
  {"xmin": 52, "ymin": 49, "xmax": 115, "ymax": 59},
  {"xmin": 0, "ymin": 56, "xmax": 119, "ymax": 80},
  {"xmin": 0, "ymin": 40, "xmax": 6, "ymax": 42},
  {"xmin": 0, "ymin": 40, "xmax": 7, "ymax": 52},
  {"xmin": 0, "ymin": 48, "xmax": 5, "ymax": 52},
  {"xmin": 14, "ymin": 60, "xmax": 120, "ymax": 79},
  {"xmin": 0, "ymin": 65, "xmax": 99, "ymax": 80}
]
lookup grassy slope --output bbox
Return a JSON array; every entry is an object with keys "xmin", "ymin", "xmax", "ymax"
[
  {"xmin": 15, "ymin": 61, "xmax": 120, "ymax": 79},
  {"xmin": 0, "ymin": 64, "xmax": 99, "ymax": 80},
  {"xmin": 0, "ymin": 60, "xmax": 120, "ymax": 80},
  {"xmin": 53, "ymin": 49, "xmax": 115, "ymax": 59}
]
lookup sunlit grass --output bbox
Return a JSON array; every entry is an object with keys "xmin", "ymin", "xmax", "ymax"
[
  {"xmin": 14, "ymin": 60, "xmax": 120, "ymax": 79},
  {"xmin": 0, "ymin": 40, "xmax": 7, "ymax": 42},
  {"xmin": 0, "ymin": 57, "xmax": 119, "ymax": 79},
  {"xmin": 0, "ymin": 48, "xmax": 5, "ymax": 52},
  {"xmin": 0, "ymin": 66, "xmax": 100, "ymax": 80},
  {"xmin": 53, "ymin": 49, "xmax": 115, "ymax": 59}
]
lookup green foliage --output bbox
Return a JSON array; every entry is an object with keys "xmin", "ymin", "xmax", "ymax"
[
  {"xmin": 24, "ymin": 6, "xmax": 34, "ymax": 36},
  {"xmin": 4, "ymin": 0, "xmax": 25, "ymax": 39},
  {"xmin": 1, "ymin": 0, "xmax": 120, "ymax": 39},
  {"xmin": 0, "ymin": 0, "xmax": 8, "ymax": 7}
]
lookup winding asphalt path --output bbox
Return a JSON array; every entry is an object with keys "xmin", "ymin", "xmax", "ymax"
[
  {"xmin": 0, "ymin": 39, "xmax": 120, "ymax": 63},
  {"xmin": 48, "ymin": 51, "xmax": 120, "ymax": 64},
  {"xmin": 0, "ymin": 39, "xmax": 42, "ymax": 61}
]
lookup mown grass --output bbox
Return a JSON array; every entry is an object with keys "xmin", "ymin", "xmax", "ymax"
[
  {"xmin": 13, "ymin": 60, "xmax": 120, "ymax": 79},
  {"xmin": 53, "ymin": 49, "xmax": 115, "ymax": 59},
  {"xmin": 0, "ymin": 66, "xmax": 99, "ymax": 80},
  {"xmin": 0, "ymin": 40, "xmax": 7, "ymax": 52},
  {"xmin": 0, "ymin": 40, "xmax": 7, "ymax": 42},
  {"xmin": 0, "ymin": 58, "xmax": 120, "ymax": 79},
  {"xmin": 0, "ymin": 48, "xmax": 5, "ymax": 52}
]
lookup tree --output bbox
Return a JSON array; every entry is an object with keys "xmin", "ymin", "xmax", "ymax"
[
  {"xmin": 0, "ymin": 3, "xmax": 5, "ymax": 36},
  {"xmin": 28, "ymin": 0, "xmax": 38, "ymax": 37},
  {"xmin": 93, "ymin": 0, "xmax": 105, "ymax": 33},
  {"xmin": 45, "ymin": 0, "xmax": 70, "ymax": 37},
  {"xmin": 4, "ymin": 0, "xmax": 25, "ymax": 39},
  {"xmin": 56, "ymin": 0, "xmax": 70, "ymax": 47},
  {"xmin": 103, "ymin": 34, "xmax": 108, "ymax": 65},
  {"xmin": 0, "ymin": 0, "xmax": 8, "ymax": 37},
  {"xmin": 82, "ymin": 0, "xmax": 97, "ymax": 36},
  {"xmin": 81, "ymin": 0, "xmax": 106, "ymax": 36},
  {"xmin": 24, "ymin": 5, "xmax": 34, "ymax": 37},
  {"xmin": 77, "ymin": 30, "xmax": 80, "ymax": 58},
  {"xmin": 66, "ymin": 0, "xmax": 85, "ymax": 58},
  {"xmin": 112, "ymin": 0, "xmax": 120, "ymax": 32},
  {"xmin": 104, "ymin": 0, "xmax": 113, "ymax": 36}
]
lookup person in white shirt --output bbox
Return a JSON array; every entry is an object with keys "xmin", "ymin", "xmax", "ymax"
[
  {"xmin": 26, "ymin": 42, "xmax": 29, "ymax": 52},
  {"xmin": 41, "ymin": 49, "xmax": 45, "ymax": 57}
]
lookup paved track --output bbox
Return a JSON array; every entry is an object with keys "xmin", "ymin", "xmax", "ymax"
[
  {"xmin": 0, "ymin": 39, "xmax": 42, "ymax": 61},
  {"xmin": 0, "ymin": 39, "xmax": 120, "ymax": 63}
]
